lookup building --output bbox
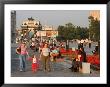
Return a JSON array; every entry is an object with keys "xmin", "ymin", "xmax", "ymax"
[
  {"xmin": 21, "ymin": 17, "xmax": 42, "ymax": 33},
  {"xmin": 37, "ymin": 25, "xmax": 58, "ymax": 41},
  {"xmin": 18, "ymin": 18, "xmax": 58, "ymax": 41},
  {"xmin": 90, "ymin": 10, "xmax": 100, "ymax": 20},
  {"xmin": 11, "ymin": 10, "xmax": 16, "ymax": 43},
  {"xmin": 42, "ymin": 25, "xmax": 54, "ymax": 30}
]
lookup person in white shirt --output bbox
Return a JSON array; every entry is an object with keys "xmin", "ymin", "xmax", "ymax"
[{"xmin": 41, "ymin": 43, "xmax": 50, "ymax": 72}]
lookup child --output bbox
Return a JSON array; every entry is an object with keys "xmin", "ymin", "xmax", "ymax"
[{"xmin": 31, "ymin": 55, "xmax": 39, "ymax": 73}]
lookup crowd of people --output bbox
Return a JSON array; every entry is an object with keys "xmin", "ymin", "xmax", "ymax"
[
  {"xmin": 15, "ymin": 31, "xmax": 99, "ymax": 73},
  {"xmin": 16, "ymin": 39, "xmax": 62, "ymax": 72}
]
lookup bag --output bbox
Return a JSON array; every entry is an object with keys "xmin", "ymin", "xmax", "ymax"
[
  {"xmin": 82, "ymin": 62, "xmax": 90, "ymax": 73},
  {"xmin": 16, "ymin": 47, "xmax": 21, "ymax": 54}
]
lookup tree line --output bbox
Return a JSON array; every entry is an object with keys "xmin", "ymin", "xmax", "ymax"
[{"xmin": 57, "ymin": 16, "xmax": 100, "ymax": 42}]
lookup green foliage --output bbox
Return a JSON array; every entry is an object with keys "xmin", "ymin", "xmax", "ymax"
[
  {"xmin": 57, "ymin": 16, "xmax": 100, "ymax": 41},
  {"xmin": 88, "ymin": 16, "xmax": 100, "ymax": 41},
  {"xmin": 57, "ymin": 23, "xmax": 89, "ymax": 41}
]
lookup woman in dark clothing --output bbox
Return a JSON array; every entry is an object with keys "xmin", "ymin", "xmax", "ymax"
[
  {"xmin": 76, "ymin": 47, "xmax": 87, "ymax": 72},
  {"xmin": 79, "ymin": 47, "xmax": 87, "ymax": 62}
]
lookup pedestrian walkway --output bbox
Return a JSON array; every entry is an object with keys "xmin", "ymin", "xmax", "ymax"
[
  {"xmin": 11, "ymin": 41, "xmax": 100, "ymax": 77},
  {"xmin": 11, "ymin": 56, "xmax": 100, "ymax": 77}
]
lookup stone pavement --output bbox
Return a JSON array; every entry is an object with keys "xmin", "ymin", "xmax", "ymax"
[
  {"xmin": 11, "ymin": 56, "xmax": 100, "ymax": 77},
  {"xmin": 11, "ymin": 42, "xmax": 100, "ymax": 77}
]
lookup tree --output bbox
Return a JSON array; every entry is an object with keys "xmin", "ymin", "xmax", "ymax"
[
  {"xmin": 57, "ymin": 23, "xmax": 75, "ymax": 41},
  {"xmin": 57, "ymin": 25, "xmax": 66, "ymax": 41},
  {"xmin": 75, "ymin": 26, "xmax": 89, "ymax": 40},
  {"xmin": 57, "ymin": 22, "xmax": 89, "ymax": 41},
  {"xmin": 88, "ymin": 16, "xmax": 100, "ymax": 41}
]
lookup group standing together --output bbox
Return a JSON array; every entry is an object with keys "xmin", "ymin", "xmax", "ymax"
[{"xmin": 16, "ymin": 40, "xmax": 61, "ymax": 73}]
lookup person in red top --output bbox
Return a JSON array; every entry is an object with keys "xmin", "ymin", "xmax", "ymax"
[{"xmin": 31, "ymin": 55, "xmax": 39, "ymax": 73}]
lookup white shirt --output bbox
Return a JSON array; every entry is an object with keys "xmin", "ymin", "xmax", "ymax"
[
  {"xmin": 33, "ymin": 58, "xmax": 37, "ymax": 63},
  {"xmin": 89, "ymin": 40, "xmax": 91, "ymax": 43},
  {"xmin": 42, "ymin": 48, "xmax": 50, "ymax": 56}
]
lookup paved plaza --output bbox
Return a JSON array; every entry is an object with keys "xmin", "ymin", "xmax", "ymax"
[{"xmin": 11, "ymin": 42, "xmax": 100, "ymax": 77}]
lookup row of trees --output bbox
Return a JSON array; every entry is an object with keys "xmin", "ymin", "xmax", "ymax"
[{"xmin": 57, "ymin": 16, "xmax": 100, "ymax": 42}]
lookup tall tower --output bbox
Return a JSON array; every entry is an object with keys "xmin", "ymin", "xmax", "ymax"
[
  {"xmin": 11, "ymin": 10, "xmax": 16, "ymax": 43},
  {"xmin": 90, "ymin": 10, "xmax": 100, "ymax": 20}
]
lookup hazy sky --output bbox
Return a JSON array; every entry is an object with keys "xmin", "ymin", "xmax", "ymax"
[{"xmin": 16, "ymin": 10, "xmax": 90, "ymax": 29}]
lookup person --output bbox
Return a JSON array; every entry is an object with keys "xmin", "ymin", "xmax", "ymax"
[
  {"xmin": 40, "ymin": 43, "xmax": 51, "ymax": 72},
  {"xmin": 69, "ymin": 49, "xmax": 79, "ymax": 72},
  {"xmin": 79, "ymin": 47, "xmax": 87, "ymax": 62},
  {"xmin": 29, "ymin": 29, "xmax": 34, "ymax": 39},
  {"xmin": 21, "ymin": 33, "xmax": 24, "ymax": 39},
  {"xmin": 35, "ymin": 42, "xmax": 39, "ymax": 52},
  {"xmin": 16, "ymin": 41, "xmax": 28, "ymax": 72},
  {"xmin": 39, "ymin": 42, "xmax": 44, "ymax": 53},
  {"xmin": 92, "ymin": 45, "xmax": 99, "ymax": 55},
  {"xmin": 31, "ymin": 55, "xmax": 39, "ymax": 73},
  {"xmin": 81, "ymin": 39, "xmax": 84, "ymax": 48},
  {"xmin": 30, "ymin": 41, "xmax": 36, "ymax": 52},
  {"xmin": 83, "ymin": 40, "xmax": 86, "ymax": 47},
  {"xmin": 88, "ymin": 40, "xmax": 91, "ymax": 48},
  {"xmin": 77, "ymin": 40, "xmax": 81, "ymax": 49},
  {"xmin": 78, "ymin": 47, "xmax": 87, "ymax": 72},
  {"xmin": 50, "ymin": 46, "xmax": 59, "ymax": 61}
]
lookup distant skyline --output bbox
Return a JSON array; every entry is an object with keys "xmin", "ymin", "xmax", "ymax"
[{"xmin": 16, "ymin": 10, "xmax": 91, "ymax": 29}]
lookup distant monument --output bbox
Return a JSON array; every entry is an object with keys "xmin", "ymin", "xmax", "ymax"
[{"xmin": 21, "ymin": 17, "xmax": 42, "ymax": 32}]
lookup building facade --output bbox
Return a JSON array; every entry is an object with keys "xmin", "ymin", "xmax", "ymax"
[
  {"xmin": 21, "ymin": 17, "xmax": 42, "ymax": 32},
  {"xmin": 37, "ymin": 25, "xmax": 58, "ymax": 41},
  {"xmin": 17, "ymin": 17, "xmax": 58, "ymax": 42}
]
